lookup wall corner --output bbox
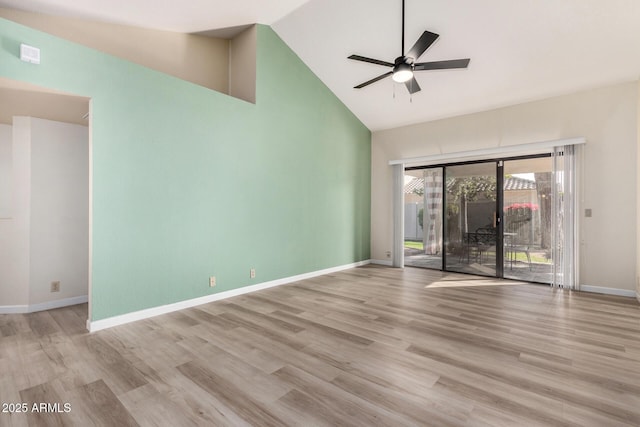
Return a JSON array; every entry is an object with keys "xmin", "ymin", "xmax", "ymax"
[
  {"xmin": 636, "ymin": 80, "xmax": 640, "ymax": 302},
  {"xmin": 228, "ymin": 24, "xmax": 257, "ymax": 104}
]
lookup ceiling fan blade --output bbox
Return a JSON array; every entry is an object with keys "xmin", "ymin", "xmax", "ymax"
[
  {"xmin": 404, "ymin": 77, "xmax": 421, "ymax": 94},
  {"xmin": 406, "ymin": 31, "xmax": 439, "ymax": 60},
  {"xmin": 414, "ymin": 58, "xmax": 470, "ymax": 71},
  {"xmin": 354, "ymin": 71, "xmax": 394, "ymax": 89},
  {"xmin": 348, "ymin": 55, "xmax": 394, "ymax": 68}
]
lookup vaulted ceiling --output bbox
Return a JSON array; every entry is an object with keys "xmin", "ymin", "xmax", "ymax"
[{"xmin": 2, "ymin": 0, "xmax": 640, "ymax": 131}]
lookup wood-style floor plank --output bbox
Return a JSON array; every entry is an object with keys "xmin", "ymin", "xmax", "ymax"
[{"xmin": 1, "ymin": 265, "xmax": 639, "ymax": 426}]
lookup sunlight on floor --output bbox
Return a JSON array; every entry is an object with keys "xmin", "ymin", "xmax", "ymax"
[{"xmin": 425, "ymin": 277, "xmax": 525, "ymax": 288}]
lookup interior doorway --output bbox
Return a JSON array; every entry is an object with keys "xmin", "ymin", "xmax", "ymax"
[{"xmin": 0, "ymin": 78, "xmax": 90, "ymax": 318}]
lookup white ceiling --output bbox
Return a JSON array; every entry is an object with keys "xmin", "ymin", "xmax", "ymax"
[
  {"xmin": 3, "ymin": 0, "xmax": 640, "ymax": 131},
  {"xmin": 0, "ymin": 0, "xmax": 311, "ymax": 32}
]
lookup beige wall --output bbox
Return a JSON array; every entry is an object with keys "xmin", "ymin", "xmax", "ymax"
[
  {"xmin": 637, "ymin": 83, "xmax": 640, "ymax": 301},
  {"xmin": 0, "ymin": 124, "xmax": 10, "ymax": 218},
  {"xmin": 0, "ymin": 7, "xmax": 229, "ymax": 93},
  {"xmin": 0, "ymin": 118, "xmax": 31, "ymax": 307},
  {"xmin": 0, "ymin": 86, "xmax": 89, "ymax": 125},
  {"xmin": 29, "ymin": 118, "xmax": 88, "ymax": 305},
  {"xmin": 229, "ymin": 25, "xmax": 257, "ymax": 103},
  {"xmin": 372, "ymin": 81, "xmax": 638, "ymax": 292}
]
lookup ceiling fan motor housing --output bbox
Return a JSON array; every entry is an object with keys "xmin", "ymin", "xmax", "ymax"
[
  {"xmin": 395, "ymin": 56, "xmax": 413, "ymax": 65},
  {"xmin": 392, "ymin": 59, "xmax": 413, "ymax": 83}
]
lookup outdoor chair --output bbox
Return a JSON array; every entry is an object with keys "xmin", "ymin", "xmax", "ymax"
[
  {"xmin": 459, "ymin": 227, "xmax": 496, "ymax": 264},
  {"xmin": 504, "ymin": 218, "xmax": 533, "ymax": 271},
  {"xmin": 475, "ymin": 226, "xmax": 497, "ymax": 264},
  {"xmin": 506, "ymin": 239, "xmax": 532, "ymax": 270}
]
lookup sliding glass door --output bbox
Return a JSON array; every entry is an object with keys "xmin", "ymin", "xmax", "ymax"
[
  {"xmin": 444, "ymin": 162, "xmax": 499, "ymax": 276},
  {"xmin": 403, "ymin": 152, "xmax": 574, "ymax": 285},
  {"xmin": 502, "ymin": 157, "xmax": 553, "ymax": 283}
]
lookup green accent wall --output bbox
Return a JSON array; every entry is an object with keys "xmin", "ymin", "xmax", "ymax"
[{"xmin": 0, "ymin": 20, "xmax": 371, "ymax": 320}]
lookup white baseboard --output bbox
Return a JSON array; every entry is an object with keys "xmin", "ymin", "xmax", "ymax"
[
  {"xmin": 580, "ymin": 285, "xmax": 636, "ymax": 298},
  {"xmin": 88, "ymin": 260, "xmax": 371, "ymax": 332},
  {"xmin": 370, "ymin": 259, "xmax": 393, "ymax": 266},
  {"xmin": 0, "ymin": 295, "xmax": 88, "ymax": 314},
  {"xmin": 0, "ymin": 305, "xmax": 29, "ymax": 314}
]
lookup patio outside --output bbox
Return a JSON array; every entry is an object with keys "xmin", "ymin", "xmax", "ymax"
[
  {"xmin": 404, "ymin": 158, "xmax": 554, "ymax": 284},
  {"xmin": 404, "ymin": 243, "xmax": 553, "ymax": 283}
]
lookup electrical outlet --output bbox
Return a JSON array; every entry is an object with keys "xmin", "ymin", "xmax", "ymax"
[
  {"xmin": 51, "ymin": 281, "xmax": 60, "ymax": 292},
  {"xmin": 250, "ymin": 268, "xmax": 256, "ymax": 279},
  {"xmin": 209, "ymin": 276, "xmax": 216, "ymax": 287}
]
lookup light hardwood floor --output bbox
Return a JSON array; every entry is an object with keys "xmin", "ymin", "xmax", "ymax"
[{"xmin": 1, "ymin": 265, "xmax": 640, "ymax": 426}]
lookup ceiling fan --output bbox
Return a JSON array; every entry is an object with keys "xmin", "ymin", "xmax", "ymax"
[{"xmin": 348, "ymin": 0, "xmax": 470, "ymax": 94}]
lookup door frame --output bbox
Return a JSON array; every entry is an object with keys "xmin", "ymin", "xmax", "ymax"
[{"xmin": 404, "ymin": 153, "xmax": 552, "ymax": 280}]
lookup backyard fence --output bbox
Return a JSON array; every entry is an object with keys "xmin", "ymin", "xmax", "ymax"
[{"xmin": 405, "ymin": 202, "xmax": 423, "ymax": 240}]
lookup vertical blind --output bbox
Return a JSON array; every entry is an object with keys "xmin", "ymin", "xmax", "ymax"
[
  {"xmin": 551, "ymin": 145, "xmax": 579, "ymax": 290},
  {"xmin": 392, "ymin": 164, "xmax": 405, "ymax": 268}
]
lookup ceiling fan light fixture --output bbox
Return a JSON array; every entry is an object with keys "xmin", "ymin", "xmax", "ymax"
[{"xmin": 392, "ymin": 62, "xmax": 413, "ymax": 83}]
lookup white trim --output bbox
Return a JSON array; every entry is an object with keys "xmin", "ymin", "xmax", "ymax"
[
  {"xmin": 88, "ymin": 260, "xmax": 371, "ymax": 332},
  {"xmin": 389, "ymin": 137, "xmax": 586, "ymax": 166},
  {"xmin": 392, "ymin": 164, "xmax": 405, "ymax": 268},
  {"xmin": 0, "ymin": 305, "xmax": 29, "ymax": 314},
  {"xmin": 0, "ymin": 295, "xmax": 88, "ymax": 314},
  {"xmin": 87, "ymin": 98, "xmax": 93, "ymax": 324},
  {"xmin": 370, "ymin": 259, "xmax": 393, "ymax": 266},
  {"xmin": 580, "ymin": 285, "xmax": 636, "ymax": 298},
  {"xmin": 29, "ymin": 295, "xmax": 89, "ymax": 312}
]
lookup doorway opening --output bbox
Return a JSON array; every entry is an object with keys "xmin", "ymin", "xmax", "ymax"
[{"xmin": 0, "ymin": 78, "xmax": 91, "ymax": 321}]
